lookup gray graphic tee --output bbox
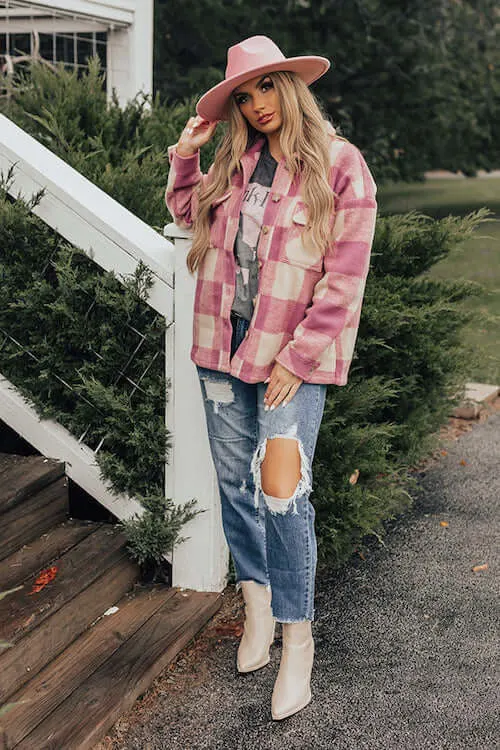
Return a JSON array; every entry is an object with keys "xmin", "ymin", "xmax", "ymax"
[{"xmin": 231, "ymin": 141, "xmax": 278, "ymax": 321}]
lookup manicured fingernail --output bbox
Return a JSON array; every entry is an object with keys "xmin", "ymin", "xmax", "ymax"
[
  {"xmin": 282, "ymin": 401, "xmax": 288, "ymax": 407},
  {"xmin": 264, "ymin": 405, "xmax": 269, "ymax": 412},
  {"xmin": 270, "ymin": 405, "xmax": 275, "ymax": 411},
  {"xmin": 264, "ymin": 378, "xmax": 270, "ymax": 383}
]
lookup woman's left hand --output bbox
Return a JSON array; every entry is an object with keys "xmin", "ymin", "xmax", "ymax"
[{"xmin": 263, "ymin": 362, "xmax": 303, "ymax": 411}]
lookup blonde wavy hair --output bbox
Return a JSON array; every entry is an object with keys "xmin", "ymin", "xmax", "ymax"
[{"xmin": 186, "ymin": 70, "xmax": 344, "ymax": 274}]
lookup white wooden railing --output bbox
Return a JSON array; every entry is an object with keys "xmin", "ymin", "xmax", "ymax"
[{"xmin": 0, "ymin": 113, "xmax": 228, "ymax": 592}]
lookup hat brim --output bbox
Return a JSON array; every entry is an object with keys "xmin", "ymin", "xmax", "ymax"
[{"xmin": 196, "ymin": 56, "xmax": 331, "ymax": 122}]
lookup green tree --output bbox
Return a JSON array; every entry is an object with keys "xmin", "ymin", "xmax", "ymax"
[{"xmin": 153, "ymin": 0, "xmax": 500, "ymax": 181}]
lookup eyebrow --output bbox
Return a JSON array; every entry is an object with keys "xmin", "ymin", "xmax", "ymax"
[{"xmin": 234, "ymin": 75, "xmax": 270, "ymax": 96}]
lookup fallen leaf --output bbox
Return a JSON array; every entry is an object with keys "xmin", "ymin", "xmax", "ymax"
[
  {"xmin": 472, "ymin": 563, "xmax": 488, "ymax": 573},
  {"xmin": 440, "ymin": 450, "xmax": 448, "ymax": 456},
  {"xmin": 29, "ymin": 565, "xmax": 58, "ymax": 594},
  {"xmin": 212, "ymin": 621, "xmax": 244, "ymax": 638},
  {"xmin": 460, "ymin": 459, "xmax": 467, "ymax": 466},
  {"xmin": 349, "ymin": 469, "xmax": 360, "ymax": 485},
  {"xmin": 440, "ymin": 521, "xmax": 449, "ymax": 528}
]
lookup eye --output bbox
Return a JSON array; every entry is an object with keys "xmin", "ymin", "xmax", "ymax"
[
  {"xmin": 261, "ymin": 79, "xmax": 273, "ymax": 92},
  {"xmin": 235, "ymin": 93, "xmax": 248, "ymax": 106}
]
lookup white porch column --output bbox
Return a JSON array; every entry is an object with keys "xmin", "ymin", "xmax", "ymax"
[
  {"xmin": 106, "ymin": 0, "xmax": 153, "ymax": 104},
  {"xmin": 164, "ymin": 223, "xmax": 229, "ymax": 593}
]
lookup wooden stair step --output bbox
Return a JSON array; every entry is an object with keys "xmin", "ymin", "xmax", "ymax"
[
  {"xmin": 0, "ymin": 552, "xmax": 139, "ymax": 704},
  {"xmin": 0, "ymin": 477, "xmax": 68, "ymax": 561},
  {"xmin": 0, "ymin": 525, "xmax": 139, "ymax": 702},
  {"xmin": 0, "ymin": 454, "xmax": 65, "ymax": 515},
  {"xmin": 1, "ymin": 584, "xmax": 177, "ymax": 749},
  {"xmin": 0, "ymin": 519, "xmax": 98, "ymax": 591},
  {"xmin": 13, "ymin": 588, "xmax": 222, "ymax": 750},
  {"xmin": 0, "ymin": 525, "xmax": 128, "ymax": 645}
]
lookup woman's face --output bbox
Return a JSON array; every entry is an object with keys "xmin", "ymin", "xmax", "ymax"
[{"xmin": 233, "ymin": 74, "xmax": 282, "ymax": 135}]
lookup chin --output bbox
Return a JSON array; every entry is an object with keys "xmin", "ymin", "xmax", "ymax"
[{"xmin": 255, "ymin": 122, "xmax": 282, "ymax": 135}]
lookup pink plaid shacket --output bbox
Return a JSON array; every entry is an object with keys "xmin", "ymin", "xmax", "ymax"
[{"xmin": 165, "ymin": 122, "xmax": 377, "ymax": 385}]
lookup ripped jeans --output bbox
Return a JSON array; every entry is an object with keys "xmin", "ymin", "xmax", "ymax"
[{"xmin": 195, "ymin": 313, "xmax": 327, "ymax": 622}]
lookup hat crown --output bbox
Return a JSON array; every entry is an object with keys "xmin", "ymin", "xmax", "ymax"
[{"xmin": 226, "ymin": 36, "xmax": 285, "ymax": 80}]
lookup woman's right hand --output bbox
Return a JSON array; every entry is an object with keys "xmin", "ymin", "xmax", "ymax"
[{"xmin": 176, "ymin": 115, "xmax": 218, "ymax": 157}]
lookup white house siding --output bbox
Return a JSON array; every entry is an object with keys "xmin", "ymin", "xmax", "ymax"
[{"xmin": 0, "ymin": 0, "xmax": 153, "ymax": 104}]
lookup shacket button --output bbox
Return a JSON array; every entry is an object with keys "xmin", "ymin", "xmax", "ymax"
[
  {"xmin": 262, "ymin": 225, "xmax": 269, "ymax": 234},
  {"xmin": 272, "ymin": 194, "xmax": 281, "ymax": 202}
]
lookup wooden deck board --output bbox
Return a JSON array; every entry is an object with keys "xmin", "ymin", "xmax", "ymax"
[
  {"xmin": 2, "ymin": 585, "xmax": 177, "ymax": 749},
  {"xmin": 0, "ymin": 454, "xmax": 64, "ymax": 514},
  {"xmin": 0, "ymin": 478, "xmax": 68, "ymax": 561},
  {"xmin": 0, "ymin": 519, "xmax": 98, "ymax": 591},
  {"xmin": 15, "ymin": 590, "xmax": 222, "ymax": 750},
  {"xmin": 0, "ymin": 525, "xmax": 130, "ymax": 644}
]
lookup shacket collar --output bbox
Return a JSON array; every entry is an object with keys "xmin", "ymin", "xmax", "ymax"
[
  {"xmin": 238, "ymin": 136, "xmax": 295, "ymax": 197},
  {"xmin": 239, "ymin": 136, "xmax": 266, "ymax": 183}
]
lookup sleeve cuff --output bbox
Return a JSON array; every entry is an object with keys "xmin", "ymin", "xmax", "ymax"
[
  {"xmin": 275, "ymin": 344, "xmax": 319, "ymax": 381},
  {"xmin": 167, "ymin": 144, "xmax": 201, "ymax": 175}
]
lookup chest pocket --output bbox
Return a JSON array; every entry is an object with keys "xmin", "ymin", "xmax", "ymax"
[{"xmin": 280, "ymin": 201, "xmax": 324, "ymax": 272}]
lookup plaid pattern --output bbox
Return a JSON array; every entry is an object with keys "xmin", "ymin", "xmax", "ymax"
[{"xmin": 165, "ymin": 123, "xmax": 377, "ymax": 385}]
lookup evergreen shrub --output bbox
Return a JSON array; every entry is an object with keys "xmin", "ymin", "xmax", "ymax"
[
  {"xmin": 314, "ymin": 209, "xmax": 488, "ymax": 567},
  {"xmin": 0, "ymin": 60, "xmax": 488, "ymax": 575},
  {"xmin": 0, "ymin": 174, "xmax": 199, "ymax": 580}
]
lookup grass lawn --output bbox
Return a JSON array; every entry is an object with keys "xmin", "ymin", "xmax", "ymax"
[{"xmin": 378, "ymin": 177, "xmax": 500, "ymax": 384}]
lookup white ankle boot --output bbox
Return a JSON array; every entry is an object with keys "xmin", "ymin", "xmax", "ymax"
[
  {"xmin": 271, "ymin": 620, "xmax": 314, "ymax": 720},
  {"xmin": 237, "ymin": 580, "xmax": 276, "ymax": 673}
]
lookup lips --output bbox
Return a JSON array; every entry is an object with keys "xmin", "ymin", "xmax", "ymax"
[{"xmin": 257, "ymin": 113, "xmax": 274, "ymax": 125}]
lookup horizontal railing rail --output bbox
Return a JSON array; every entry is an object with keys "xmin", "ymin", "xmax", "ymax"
[{"xmin": 0, "ymin": 114, "xmax": 173, "ymax": 318}]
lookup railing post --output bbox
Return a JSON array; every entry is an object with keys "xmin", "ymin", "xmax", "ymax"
[{"xmin": 164, "ymin": 223, "xmax": 229, "ymax": 592}]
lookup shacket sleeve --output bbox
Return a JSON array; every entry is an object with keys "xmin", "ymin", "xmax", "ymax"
[
  {"xmin": 165, "ymin": 144, "xmax": 214, "ymax": 229},
  {"xmin": 274, "ymin": 141, "xmax": 378, "ymax": 381}
]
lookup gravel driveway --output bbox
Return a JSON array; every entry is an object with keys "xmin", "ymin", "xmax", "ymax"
[{"xmin": 97, "ymin": 411, "xmax": 499, "ymax": 750}]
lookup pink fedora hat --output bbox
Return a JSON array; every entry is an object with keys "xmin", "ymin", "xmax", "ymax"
[{"xmin": 196, "ymin": 35, "xmax": 331, "ymax": 122}]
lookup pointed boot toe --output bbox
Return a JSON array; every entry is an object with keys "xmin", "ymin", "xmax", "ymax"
[{"xmin": 271, "ymin": 621, "xmax": 314, "ymax": 720}]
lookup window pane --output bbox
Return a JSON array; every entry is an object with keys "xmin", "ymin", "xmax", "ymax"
[
  {"xmin": 38, "ymin": 33, "xmax": 54, "ymax": 62},
  {"xmin": 77, "ymin": 35, "xmax": 93, "ymax": 68},
  {"xmin": 57, "ymin": 34, "xmax": 74, "ymax": 67},
  {"xmin": 10, "ymin": 33, "xmax": 31, "ymax": 56}
]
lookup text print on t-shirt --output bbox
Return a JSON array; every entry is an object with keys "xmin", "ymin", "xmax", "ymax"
[{"xmin": 232, "ymin": 145, "xmax": 277, "ymax": 320}]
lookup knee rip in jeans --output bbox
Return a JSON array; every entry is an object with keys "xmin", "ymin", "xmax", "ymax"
[
  {"xmin": 250, "ymin": 425, "xmax": 312, "ymax": 517},
  {"xmin": 201, "ymin": 378, "xmax": 234, "ymax": 414}
]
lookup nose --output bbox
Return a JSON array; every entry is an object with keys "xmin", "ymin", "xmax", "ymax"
[{"xmin": 253, "ymin": 92, "xmax": 266, "ymax": 113}]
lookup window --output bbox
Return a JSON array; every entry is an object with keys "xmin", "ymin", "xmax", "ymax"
[{"xmin": 1, "ymin": 1, "xmax": 107, "ymax": 78}]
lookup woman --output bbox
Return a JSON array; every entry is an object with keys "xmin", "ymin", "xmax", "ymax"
[{"xmin": 165, "ymin": 35, "xmax": 377, "ymax": 720}]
